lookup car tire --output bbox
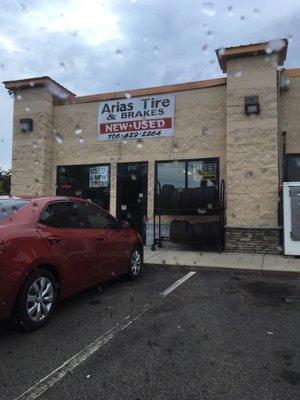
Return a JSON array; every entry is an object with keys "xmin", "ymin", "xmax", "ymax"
[
  {"xmin": 127, "ymin": 247, "xmax": 143, "ymax": 280},
  {"xmin": 11, "ymin": 268, "xmax": 58, "ymax": 332}
]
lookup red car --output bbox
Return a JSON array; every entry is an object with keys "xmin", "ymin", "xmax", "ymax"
[{"xmin": 0, "ymin": 196, "xmax": 143, "ymax": 331}]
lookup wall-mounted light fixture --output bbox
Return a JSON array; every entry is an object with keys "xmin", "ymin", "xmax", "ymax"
[
  {"xmin": 244, "ymin": 95, "xmax": 260, "ymax": 115},
  {"xmin": 19, "ymin": 118, "xmax": 33, "ymax": 133}
]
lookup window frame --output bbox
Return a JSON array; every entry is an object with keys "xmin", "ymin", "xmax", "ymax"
[
  {"xmin": 79, "ymin": 202, "xmax": 120, "ymax": 230},
  {"xmin": 56, "ymin": 163, "xmax": 111, "ymax": 211},
  {"xmin": 284, "ymin": 153, "xmax": 300, "ymax": 182},
  {"xmin": 38, "ymin": 200, "xmax": 89, "ymax": 229},
  {"xmin": 155, "ymin": 157, "xmax": 220, "ymax": 201}
]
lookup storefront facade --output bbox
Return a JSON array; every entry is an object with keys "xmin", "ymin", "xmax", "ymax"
[{"xmin": 4, "ymin": 40, "xmax": 300, "ymax": 254}]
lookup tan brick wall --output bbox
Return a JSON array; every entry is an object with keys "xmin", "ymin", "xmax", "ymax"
[
  {"xmin": 51, "ymin": 85, "xmax": 227, "ymax": 220},
  {"xmin": 11, "ymin": 87, "xmax": 54, "ymax": 196},
  {"xmin": 226, "ymin": 54, "xmax": 279, "ymax": 228},
  {"xmin": 280, "ymin": 76, "xmax": 300, "ymax": 154}
]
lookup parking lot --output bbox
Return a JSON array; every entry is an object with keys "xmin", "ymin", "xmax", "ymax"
[{"xmin": 0, "ymin": 266, "xmax": 299, "ymax": 400}]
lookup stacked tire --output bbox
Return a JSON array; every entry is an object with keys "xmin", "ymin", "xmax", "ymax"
[
  {"xmin": 170, "ymin": 220, "xmax": 220, "ymax": 243},
  {"xmin": 158, "ymin": 185, "xmax": 218, "ymax": 211}
]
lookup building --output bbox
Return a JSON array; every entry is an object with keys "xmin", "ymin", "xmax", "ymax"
[{"xmin": 3, "ymin": 40, "xmax": 300, "ymax": 254}]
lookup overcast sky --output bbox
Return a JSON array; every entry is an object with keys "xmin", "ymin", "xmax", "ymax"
[{"xmin": 0, "ymin": 0, "xmax": 299, "ymax": 170}]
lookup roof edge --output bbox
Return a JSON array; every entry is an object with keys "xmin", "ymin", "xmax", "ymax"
[
  {"xmin": 3, "ymin": 76, "xmax": 76, "ymax": 98},
  {"xmin": 54, "ymin": 77, "xmax": 226, "ymax": 106},
  {"xmin": 216, "ymin": 39, "xmax": 288, "ymax": 73}
]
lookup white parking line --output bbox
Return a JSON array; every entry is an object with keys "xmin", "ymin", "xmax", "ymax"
[
  {"xmin": 160, "ymin": 271, "xmax": 196, "ymax": 297},
  {"xmin": 14, "ymin": 306, "xmax": 151, "ymax": 400},
  {"xmin": 14, "ymin": 271, "xmax": 196, "ymax": 400}
]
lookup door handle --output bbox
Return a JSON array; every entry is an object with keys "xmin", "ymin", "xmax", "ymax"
[
  {"xmin": 48, "ymin": 236, "xmax": 63, "ymax": 244},
  {"xmin": 96, "ymin": 235, "xmax": 106, "ymax": 242}
]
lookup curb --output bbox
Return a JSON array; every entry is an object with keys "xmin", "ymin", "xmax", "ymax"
[{"xmin": 144, "ymin": 262, "xmax": 300, "ymax": 278}]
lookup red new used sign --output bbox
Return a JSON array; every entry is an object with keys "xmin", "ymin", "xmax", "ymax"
[{"xmin": 100, "ymin": 117, "xmax": 172, "ymax": 134}]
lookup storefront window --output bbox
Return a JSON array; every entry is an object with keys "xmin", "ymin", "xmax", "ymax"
[
  {"xmin": 286, "ymin": 154, "xmax": 300, "ymax": 182},
  {"xmin": 56, "ymin": 164, "xmax": 110, "ymax": 210},
  {"xmin": 156, "ymin": 158, "xmax": 219, "ymax": 191}
]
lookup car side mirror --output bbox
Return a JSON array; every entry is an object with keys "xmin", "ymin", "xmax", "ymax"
[{"xmin": 119, "ymin": 220, "xmax": 129, "ymax": 229}]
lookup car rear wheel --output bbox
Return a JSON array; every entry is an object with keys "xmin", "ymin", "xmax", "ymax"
[
  {"xmin": 127, "ymin": 247, "xmax": 143, "ymax": 280},
  {"xmin": 11, "ymin": 268, "xmax": 58, "ymax": 331}
]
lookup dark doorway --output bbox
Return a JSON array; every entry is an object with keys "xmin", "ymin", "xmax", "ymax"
[{"xmin": 117, "ymin": 162, "xmax": 148, "ymax": 243}]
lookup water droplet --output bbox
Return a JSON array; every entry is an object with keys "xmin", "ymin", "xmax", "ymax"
[
  {"xmin": 29, "ymin": 81, "xmax": 35, "ymax": 87},
  {"xmin": 197, "ymin": 208, "xmax": 206, "ymax": 214},
  {"xmin": 172, "ymin": 142, "xmax": 179, "ymax": 152},
  {"xmin": 121, "ymin": 139, "xmax": 127, "ymax": 145},
  {"xmin": 244, "ymin": 170, "xmax": 253, "ymax": 178},
  {"xmin": 116, "ymin": 82, "xmax": 122, "ymax": 90},
  {"xmin": 202, "ymin": 44, "xmax": 209, "ymax": 53},
  {"xmin": 265, "ymin": 38, "xmax": 286, "ymax": 54},
  {"xmin": 234, "ymin": 70, "xmax": 242, "ymax": 78},
  {"xmin": 207, "ymin": 203, "xmax": 213, "ymax": 209},
  {"xmin": 75, "ymin": 127, "xmax": 82, "ymax": 135},
  {"xmin": 217, "ymin": 47, "xmax": 225, "ymax": 57},
  {"xmin": 143, "ymin": 36, "xmax": 148, "ymax": 43},
  {"xmin": 136, "ymin": 139, "xmax": 143, "ymax": 148},
  {"xmin": 206, "ymin": 30, "xmax": 213, "ymax": 39},
  {"xmin": 12, "ymin": 206, "xmax": 18, "ymax": 214},
  {"xmin": 276, "ymin": 245, "xmax": 283, "ymax": 252},
  {"xmin": 288, "ymin": 34, "xmax": 293, "ymax": 43},
  {"xmin": 115, "ymin": 49, "xmax": 123, "ymax": 58},
  {"xmin": 125, "ymin": 92, "xmax": 131, "ymax": 99},
  {"xmin": 20, "ymin": 3, "xmax": 26, "ymax": 10},
  {"xmin": 16, "ymin": 94, "xmax": 22, "ymax": 100},
  {"xmin": 25, "ymin": 107, "xmax": 30, "ymax": 112},
  {"xmin": 0, "ymin": 63, "xmax": 5, "ymax": 69},
  {"xmin": 59, "ymin": 61, "xmax": 65, "ymax": 70},
  {"xmin": 253, "ymin": 8, "xmax": 260, "ymax": 14},
  {"xmin": 227, "ymin": 5, "xmax": 233, "ymax": 16},
  {"xmin": 202, "ymin": 126, "xmax": 209, "ymax": 135},
  {"xmin": 54, "ymin": 132, "xmax": 63, "ymax": 144},
  {"xmin": 130, "ymin": 173, "xmax": 137, "ymax": 181},
  {"xmin": 240, "ymin": 15, "xmax": 245, "ymax": 21},
  {"xmin": 209, "ymin": 59, "xmax": 215, "ymax": 64},
  {"xmin": 153, "ymin": 46, "xmax": 159, "ymax": 54},
  {"xmin": 79, "ymin": 138, "xmax": 84, "ymax": 144},
  {"xmin": 201, "ymin": 2, "xmax": 216, "ymax": 17}
]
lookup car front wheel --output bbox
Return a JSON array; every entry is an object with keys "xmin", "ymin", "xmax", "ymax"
[
  {"xmin": 127, "ymin": 247, "xmax": 143, "ymax": 280},
  {"xmin": 11, "ymin": 268, "xmax": 58, "ymax": 331}
]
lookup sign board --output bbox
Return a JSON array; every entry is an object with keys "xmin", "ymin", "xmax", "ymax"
[
  {"xmin": 89, "ymin": 166, "xmax": 109, "ymax": 188},
  {"xmin": 98, "ymin": 95, "xmax": 174, "ymax": 142}
]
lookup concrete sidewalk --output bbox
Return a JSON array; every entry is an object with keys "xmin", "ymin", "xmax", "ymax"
[{"xmin": 144, "ymin": 247, "xmax": 300, "ymax": 275}]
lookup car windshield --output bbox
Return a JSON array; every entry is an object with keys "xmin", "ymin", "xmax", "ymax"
[{"xmin": 0, "ymin": 199, "xmax": 29, "ymax": 221}]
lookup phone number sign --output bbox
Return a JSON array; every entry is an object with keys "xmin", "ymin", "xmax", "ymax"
[{"xmin": 98, "ymin": 95, "xmax": 174, "ymax": 141}]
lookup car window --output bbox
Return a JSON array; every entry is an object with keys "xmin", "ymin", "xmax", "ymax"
[
  {"xmin": 81, "ymin": 203, "xmax": 118, "ymax": 229},
  {"xmin": 0, "ymin": 199, "xmax": 29, "ymax": 221},
  {"xmin": 39, "ymin": 202, "xmax": 86, "ymax": 228}
]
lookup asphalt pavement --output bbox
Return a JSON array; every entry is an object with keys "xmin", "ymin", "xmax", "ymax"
[{"xmin": 0, "ymin": 266, "xmax": 299, "ymax": 400}]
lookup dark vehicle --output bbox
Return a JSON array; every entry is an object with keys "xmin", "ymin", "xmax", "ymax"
[{"xmin": 0, "ymin": 196, "xmax": 143, "ymax": 331}]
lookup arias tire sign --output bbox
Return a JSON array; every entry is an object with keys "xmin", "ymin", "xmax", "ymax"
[{"xmin": 98, "ymin": 95, "xmax": 174, "ymax": 141}]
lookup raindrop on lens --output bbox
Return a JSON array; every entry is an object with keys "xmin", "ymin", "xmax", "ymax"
[
  {"xmin": 153, "ymin": 46, "xmax": 159, "ymax": 54},
  {"xmin": 125, "ymin": 92, "xmax": 131, "ymax": 99},
  {"xmin": 25, "ymin": 107, "xmax": 30, "ymax": 112},
  {"xmin": 115, "ymin": 49, "xmax": 123, "ymax": 58},
  {"xmin": 136, "ymin": 139, "xmax": 143, "ymax": 148},
  {"xmin": 227, "ymin": 5, "xmax": 233, "ymax": 16},
  {"xmin": 217, "ymin": 47, "xmax": 225, "ymax": 57},
  {"xmin": 253, "ymin": 8, "xmax": 260, "ymax": 14},
  {"xmin": 202, "ymin": 44, "xmax": 209, "ymax": 53},
  {"xmin": 75, "ymin": 127, "xmax": 82, "ymax": 135},
  {"xmin": 265, "ymin": 39, "xmax": 285, "ymax": 54},
  {"xmin": 206, "ymin": 30, "xmax": 213, "ymax": 39},
  {"xmin": 54, "ymin": 132, "xmax": 63, "ymax": 144},
  {"xmin": 172, "ymin": 142, "xmax": 179, "ymax": 152},
  {"xmin": 201, "ymin": 2, "xmax": 216, "ymax": 17},
  {"xmin": 240, "ymin": 15, "xmax": 245, "ymax": 21},
  {"xmin": 79, "ymin": 138, "xmax": 84, "ymax": 144},
  {"xmin": 234, "ymin": 70, "xmax": 242, "ymax": 78},
  {"xmin": 130, "ymin": 173, "xmax": 137, "ymax": 181},
  {"xmin": 16, "ymin": 94, "xmax": 22, "ymax": 100},
  {"xmin": 197, "ymin": 208, "xmax": 206, "ymax": 214},
  {"xmin": 59, "ymin": 61, "xmax": 65, "ymax": 70},
  {"xmin": 29, "ymin": 81, "xmax": 35, "ymax": 87}
]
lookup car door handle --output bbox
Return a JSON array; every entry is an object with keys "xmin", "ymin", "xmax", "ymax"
[
  {"xmin": 96, "ymin": 235, "xmax": 106, "ymax": 242},
  {"xmin": 48, "ymin": 236, "xmax": 63, "ymax": 244}
]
